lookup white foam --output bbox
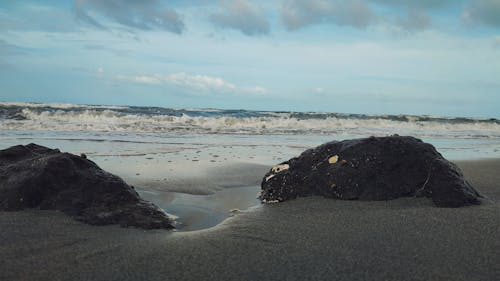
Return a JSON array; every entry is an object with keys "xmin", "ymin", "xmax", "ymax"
[{"xmin": 1, "ymin": 102, "xmax": 500, "ymax": 139}]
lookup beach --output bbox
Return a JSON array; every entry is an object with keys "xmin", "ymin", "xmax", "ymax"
[
  {"xmin": 3, "ymin": 0, "xmax": 500, "ymax": 278},
  {"xmin": 1, "ymin": 103, "xmax": 500, "ymax": 280},
  {"xmin": 1, "ymin": 159, "xmax": 499, "ymax": 281}
]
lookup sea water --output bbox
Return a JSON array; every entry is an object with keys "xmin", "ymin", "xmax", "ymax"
[{"xmin": 1, "ymin": 102, "xmax": 500, "ymax": 230}]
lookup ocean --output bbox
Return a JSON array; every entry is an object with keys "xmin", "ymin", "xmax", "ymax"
[
  {"xmin": 1, "ymin": 102, "xmax": 500, "ymax": 230},
  {"xmin": 1, "ymin": 101, "xmax": 499, "ymax": 158}
]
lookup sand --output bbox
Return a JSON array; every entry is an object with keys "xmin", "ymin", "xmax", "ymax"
[{"xmin": 1, "ymin": 159, "xmax": 499, "ymax": 281}]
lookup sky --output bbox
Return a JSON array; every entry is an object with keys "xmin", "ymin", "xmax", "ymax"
[{"xmin": 0, "ymin": 0, "xmax": 500, "ymax": 118}]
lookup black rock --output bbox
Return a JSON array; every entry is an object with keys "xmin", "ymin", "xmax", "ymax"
[
  {"xmin": 0, "ymin": 143, "xmax": 174, "ymax": 229},
  {"xmin": 260, "ymin": 136, "xmax": 483, "ymax": 207}
]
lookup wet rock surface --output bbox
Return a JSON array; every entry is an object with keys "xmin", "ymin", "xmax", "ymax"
[
  {"xmin": 0, "ymin": 144, "xmax": 173, "ymax": 229},
  {"xmin": 260, "ymin": 136, "xmax": 483, "ymax": 207}
]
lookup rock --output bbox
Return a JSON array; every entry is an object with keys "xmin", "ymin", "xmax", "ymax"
[
  {"xmin": 260, "ymin": 136, "xmax": 483, "ymax": 207},
  {"xmin": 0, "ymin": 143, "xmax": 174, "ymax": 229}
]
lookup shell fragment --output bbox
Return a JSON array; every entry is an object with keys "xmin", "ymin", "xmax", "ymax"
[
  {"xmin": 328, "ymin": 155, "xmax": 339, "ymax": 164},
  {"xmin": 271, "ymin": 164, "xmax": 290, "ymax": 173}
]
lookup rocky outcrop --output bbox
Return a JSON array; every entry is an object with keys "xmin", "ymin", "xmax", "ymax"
[
  {"xmin": 0, "ymin": 144, "xmax": 174, "ymax": 229},
  {"xmin": 260, "ymin": 136, "xmax": 483, "ymax": 207}
]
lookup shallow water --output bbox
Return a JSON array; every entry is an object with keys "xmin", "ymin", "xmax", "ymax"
[{"xmin": 138, "ymin": 185, "xmax": 261, "ymax": 231}]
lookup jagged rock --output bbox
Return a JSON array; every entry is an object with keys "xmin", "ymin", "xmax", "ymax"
[
  {"xmin": 260, "ymin": 136, "xmax": 483, "ymax": 207},
  {"xmin": 0, "ymin": 143, "xmax": 174, "ymax": 229}
]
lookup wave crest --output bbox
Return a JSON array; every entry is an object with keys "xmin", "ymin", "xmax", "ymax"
[{"xmin": 1, "ymin": 102, "xmax": 499, "ymax": 138}]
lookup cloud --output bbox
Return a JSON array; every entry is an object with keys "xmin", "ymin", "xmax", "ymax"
[
  {"xmin": 210, "ymin": 0, "xmax": 270, "ymax": 36},
  {"xmin": 371, "ymin": 0, "xmax": 456, "ymax": 32},
  {"xmin": 280, "ymin": 0, "xmax": 463, "ymax": 32},
  {"xmin": 396, "ymin": 10, "xmax": 431, "ymax": 32},
  {"xmin": 281, "ymin": 0, "xmax": 376, "ymax": 30},
  {"xmin": 370, "ymin": 0, "xmax": 456, "ymax": 10},
  {"xmin": 118, "ymin": 73, "xmax": 268, "ymax": 95},
  {"xmin": 463, "ymin": 0, "xmax": 500, "ymax": 27},
  {"xmin": 493, "ymin": 36, "xmax": 500, "ymax": 49},
  {"xmin": 73, "ymin": 0, "xmax": 185, "ymax": 34}
]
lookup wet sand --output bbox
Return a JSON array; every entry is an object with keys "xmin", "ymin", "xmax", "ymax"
[{"xmin": 1, "ymin": 159, "xmax": 499, "ymax": 281}]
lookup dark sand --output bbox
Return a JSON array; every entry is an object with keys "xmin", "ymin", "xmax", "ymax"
[{"xmin": 1, "ymin": 160, "xmax": 499, "ymax": 281}]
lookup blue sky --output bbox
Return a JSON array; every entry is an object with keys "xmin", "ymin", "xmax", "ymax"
[{"xmin": 0, "ymin": 0, "xmax": 499, "ymax": 117}]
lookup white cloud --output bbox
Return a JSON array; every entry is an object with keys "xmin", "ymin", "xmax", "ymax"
[
  {"xmin": 129, "ymin": 75, "xmax": 162, "ymax": 84},
  {"xmin": 118, "ymin": 72, "xmax": 268, "ymax": 95}
]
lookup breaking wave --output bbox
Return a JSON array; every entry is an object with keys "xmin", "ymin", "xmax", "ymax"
[{"xmin": 1, "ymin": 102, "xmax": 500, "ymax": 139}]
